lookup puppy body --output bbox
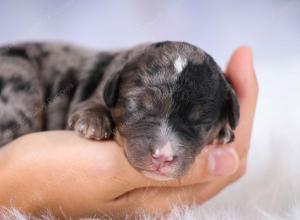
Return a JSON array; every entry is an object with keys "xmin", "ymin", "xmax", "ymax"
[{"xmin": 0, "ymin": 41, "xmax": 239, "ymax": 180}]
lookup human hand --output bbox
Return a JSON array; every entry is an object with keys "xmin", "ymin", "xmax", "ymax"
[{"xmin": 0, "ymin": 46, "xmax": 258, "ymax": 219}]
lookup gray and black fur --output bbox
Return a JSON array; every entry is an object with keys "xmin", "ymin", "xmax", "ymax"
[{"xmin": 0, "ymin": 41, "xmax": 239, "ymax": 179}]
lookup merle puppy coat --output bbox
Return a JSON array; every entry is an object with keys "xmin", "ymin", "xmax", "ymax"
[{"xmin": 0, "ymin": 41, "xmax": 239, "ymax": 180}]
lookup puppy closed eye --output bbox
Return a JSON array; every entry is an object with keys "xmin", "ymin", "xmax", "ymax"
[
  {"xmin": 188, "ymin": 105, "xmax": 203, "ymax": 122},
  {"xmin": 138, "ymin": 91, "xmax": 155, "ymax": 110},
  {"xmin": 125, "ymin": 88, "xmax": 155, "ymax": 111},
  {"xmin": 126, "ymin": 97, "xmax": 152, "ymax": 113},
  {"xmin": 188, "ymin": 106, "xmax": 214, "ymax": 131}
]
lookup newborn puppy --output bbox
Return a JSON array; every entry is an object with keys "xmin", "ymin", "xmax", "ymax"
[
  {"xmin": 69, "ymin": 41, "xmax": 240, "ymax": 180},
  {"xmin": 0, "ymin": 41, "xmax": 239, "ymax": 181}
]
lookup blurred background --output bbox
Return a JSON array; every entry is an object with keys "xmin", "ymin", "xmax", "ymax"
[
  {"xmin": 0, "ymin": 0, "xmax": 299, "ymax": 120},
  {"xmin": 1, "ymin": 0, "xmax": 299, "ymax": 139},
  {"xmin": 0, "ymin": 0, "xmax": 299, "ymax": 216}
]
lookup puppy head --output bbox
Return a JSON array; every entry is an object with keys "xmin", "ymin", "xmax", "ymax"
[{"xmin": 103, "ymin": 41, "xmax": 239, "ymax": 181}]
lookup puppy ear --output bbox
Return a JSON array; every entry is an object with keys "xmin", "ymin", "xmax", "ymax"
[
  {"xmin": 225, "ymin": 87, "xmax": 240, "ymax": 129},
  {"xmin": 103, "ymin": 74, "xmax": 120, "ymax": 108}
]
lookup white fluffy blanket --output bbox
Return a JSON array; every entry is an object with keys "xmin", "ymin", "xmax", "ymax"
[{"xmin": 1, "ymin": 75, "xmax": 299, "ymax": 219}]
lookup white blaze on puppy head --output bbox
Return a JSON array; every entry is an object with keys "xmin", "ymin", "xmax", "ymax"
[{"xmin": 174, "ymin": 56, "xmax": 187, "ymax": 74}]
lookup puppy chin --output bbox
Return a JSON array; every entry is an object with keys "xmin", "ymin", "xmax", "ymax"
[{"xmin": 141, "ymin": 170, "xmax": 175, "ymax": 181}]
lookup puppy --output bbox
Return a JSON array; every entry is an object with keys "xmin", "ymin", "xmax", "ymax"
[{"xmin": 0, "ymin": 41, "xmax": 239, "ymax": 181}]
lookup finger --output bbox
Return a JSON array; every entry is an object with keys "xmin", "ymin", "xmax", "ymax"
[{"xmin": 225, "ymin": 46, "xmax": 258, "ymax": 156}]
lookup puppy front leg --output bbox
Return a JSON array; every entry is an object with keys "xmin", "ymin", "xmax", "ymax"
[{"xmin": 68, "ymin": 101, "xmax": 113, "ymax": 140}]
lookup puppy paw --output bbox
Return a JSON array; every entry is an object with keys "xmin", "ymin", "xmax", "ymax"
[{"xmin": 68, "ymin": 107, "xmax": 113, "ymax": 140}]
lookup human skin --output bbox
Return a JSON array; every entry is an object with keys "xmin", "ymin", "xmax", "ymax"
[{"xmin": 0, "ymin": 46, "xmax": 258, "ymax": 219}]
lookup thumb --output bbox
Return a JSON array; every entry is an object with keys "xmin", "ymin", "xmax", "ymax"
[{"xmin": 207, "ymin": 146, "xmax": 240, "ymax": 176}]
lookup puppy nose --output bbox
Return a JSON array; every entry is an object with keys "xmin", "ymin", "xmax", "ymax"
[
  {"xmin": 151, "ymin": 142, "xmax": 174, "ymax": 167},
  {"xmin": 151, "ymin": 153, "xmax": 174, "ymax": 167}
]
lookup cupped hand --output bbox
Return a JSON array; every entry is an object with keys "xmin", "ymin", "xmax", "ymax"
[{"xmin": 0, "ymin": 47, "xmax": 258, "ymax": 219}]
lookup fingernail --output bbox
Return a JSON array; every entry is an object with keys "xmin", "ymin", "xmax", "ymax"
[{"xmin": 208, "ymin": 148, "xmax": 239, "ymax": 176}]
